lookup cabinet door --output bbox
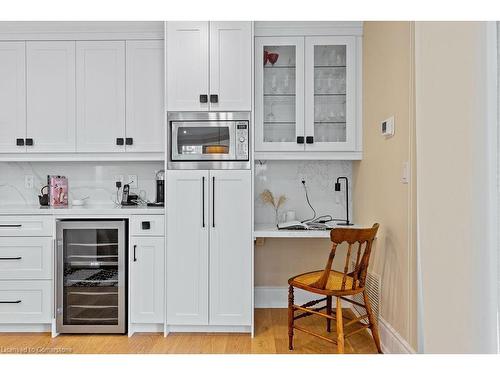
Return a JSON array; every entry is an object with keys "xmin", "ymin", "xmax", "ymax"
[
  {"xmin": 76, "ymin": 41, "xmax": 125, "ymax": 152},
  {"xmin": 166, "ymin": 22, "xmax": 209, "ymax": 111},
  {"xmin": 130, "ymin": 237, "xmax": 164, "ymax": 323},
  {"xmin": 305, "ymin": 36, "xmax": 357, "ymax": 151},
  {"xmin": 166, "ymin": 170, "xmax": 209, "ymax": 325},
  {"xmin": 209, "ymin": 21, "xmax": 252, "ymax": 111},
  {"xmin": 209, "ymin": 170, "xmax": 252, "ymax": 326},
  {"xmin": 0, "ymin": 42, "xmax": 26, "ymax": 153},
  {"xmin": 27, "ymin": 41, "xmax": 76, "ymax": 152},
  {"xmin": 255, "ymin": 37, "xmax": 305, "ymax": 152},
  {"xmin": 126, "ymin": 40, "xmax": 164, "ymax": 153}
]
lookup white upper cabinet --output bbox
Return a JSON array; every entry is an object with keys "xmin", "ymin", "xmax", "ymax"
[
  {"xmin": 167, "ymin": 22, "xmax": 209, "ymax": 112},
  {"xmin": 76, "ymin": 41, "xmax": 126, "ymax": 152},
  {"xmin": 0, "ymin": 42, "xmax": 26, "ymax": 153},
  {"xmin": 167, "ymin": 21, "xmax": 252, "ymax": 112},
  {"xmin": 209, "ymin": 22, "xmax": 252, "ymax": 111},
  {"xmin": 26, "ymin": 41, "xmax": 76, "ymax": 152},
  {"xmin": 125, "ymin": 40, "xmax": 164, "ymax": 152},
  {"xmin": 255, "ymin": 33, "xmax": 361, "ymax": 159}
]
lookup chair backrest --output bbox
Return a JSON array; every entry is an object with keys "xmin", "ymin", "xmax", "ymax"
[{"xmin": 312, "ymin": 223, "xmax": 379, "ymax": 291}]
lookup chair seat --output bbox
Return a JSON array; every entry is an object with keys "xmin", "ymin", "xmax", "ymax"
[{"xmin": 289, "ymin": 270, "xmax": 359, "ymax": 293}]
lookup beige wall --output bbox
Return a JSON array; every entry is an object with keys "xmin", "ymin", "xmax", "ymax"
[
  {"xmin": 353, "ymin": 22, "xmax": 417, "ymax": 350},
  {"xmin": 415, "ymin": 21, "xmax": 497, "ymax": 353}
]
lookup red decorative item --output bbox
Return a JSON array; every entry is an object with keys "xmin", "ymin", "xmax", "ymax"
[
  {"xmin": 264, "ymin": 50, "xmax": 269, "ymax": 65},
  {"xmin": 267, "ymin": 52, "xmax": 279, "ymax": 66}
]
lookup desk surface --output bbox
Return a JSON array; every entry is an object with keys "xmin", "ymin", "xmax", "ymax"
[{"xmin": 254, "ymin": 223, "xmax": 361, "ymax": 239}]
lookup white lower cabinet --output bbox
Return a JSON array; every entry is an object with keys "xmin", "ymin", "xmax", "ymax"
[
  {"xmin": 166, "ymin": 170, "xmax": 252, "ymax": 328},
  {"xmin": 0, "ymin": 280, "xmax": 52, "ymax": 323},
  {"xmin": 130, "ymin": 236, "xmax": 164, "ymax": 324}
]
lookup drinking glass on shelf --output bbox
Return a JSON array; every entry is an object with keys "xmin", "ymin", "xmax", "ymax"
[
  {"xmin": 271, "ymin": 74, "xmax": 277, "ymax": 93},
  {"xmin": 266, "ymin": 103, "xmax": 276, "ymax": 123}
]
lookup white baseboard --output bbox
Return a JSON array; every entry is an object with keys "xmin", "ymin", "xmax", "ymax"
[
  {"xmin": 166, "ymin": 325, "xmax": 251, "ymax": 333},
  {"xmin": 0, "ymin": 324, "xmax": 51, "ymax": 332},
  {"xmin": 254, "ymin": 286, "xmax": 415, "ymax": 354}
]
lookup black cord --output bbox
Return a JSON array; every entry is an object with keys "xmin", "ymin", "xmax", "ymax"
[{"xmin": 301, "ymin": 180, "xmax": 317, "ymax": 223}]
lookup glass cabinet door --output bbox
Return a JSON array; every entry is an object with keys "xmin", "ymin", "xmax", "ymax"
[
  {"xmin": 305, "ymin": 36, "xmax": 356, "ymax": 151},
  {"xmin": 255, "ymin": 37, "xmax": 304, "ymax": 152}
]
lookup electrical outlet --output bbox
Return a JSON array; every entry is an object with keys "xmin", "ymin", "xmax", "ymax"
[
  {"xmin": 128, "ymin": 175, "xmax": 138, "ymax": 189},
  {"xmin": 114, "ymin": 175, "xmax": 124, "ymax": 185},
  {"xmin": 24, "ymin": 175, "xmax": 34, "ymax": 189}
]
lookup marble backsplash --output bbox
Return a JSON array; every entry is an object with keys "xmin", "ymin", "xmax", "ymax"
[
  {"xmin": 254, "ymin": 160, "xmax": 352, "ymax": 224},
  {"xmin": 0, "ymin": 161, "xmax": 164, "ymax": 206}
]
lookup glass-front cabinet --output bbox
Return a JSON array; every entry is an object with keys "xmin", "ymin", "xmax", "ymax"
[{"xmin": 255, "ymin": 35, "xmax": 359, "ymax": 157}]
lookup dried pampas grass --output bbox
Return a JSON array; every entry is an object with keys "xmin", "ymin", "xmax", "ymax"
[{"xmin": 260, "ymin": 189, "xmax": 287, "ymax": 209}]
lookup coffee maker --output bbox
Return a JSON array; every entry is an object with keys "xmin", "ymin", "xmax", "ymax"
[{"xmin": 148, "ymin": 170, "xmax": 165, "ymax": 207}]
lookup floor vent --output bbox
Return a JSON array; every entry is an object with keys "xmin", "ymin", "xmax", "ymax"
[{"xmin": 350, "ymin": 263, "xmax": 381, "ymax": 324}]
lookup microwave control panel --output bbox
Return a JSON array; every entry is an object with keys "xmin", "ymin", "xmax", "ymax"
[{"xmin": 235, "ymin": 121, "xmax": 249, "ymax": 160}]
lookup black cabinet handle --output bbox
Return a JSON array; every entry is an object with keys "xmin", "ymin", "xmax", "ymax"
[
  {"xmin": 141, "ymin": 221, "xmax": 150, "ymax": 230},
  {"xmin": 133, "ymin": 245, "xmax": 137, "ymax": 262},
  {"xmin": 25, "ymin": 138, "xmax": 33, "ymax": 146},
  {"xmin": 0, "ymin": 300, "xmax": 21, "ymax": 304},
  {"xmin": 306, "ymin": 136, "xmax": 314, "ymax": 144},
  {"xmin": 0, "ymin": 224, "xmax": 22, "ymax": 228},
  {"xmin": 210, "ymin": 94, "xmax": 218, "ymax": 104},
  {"xmin": 212, "ymin": 176, "xmax": 215, "ymax": 228},
  {"xmin": 16, "ymin": 138, "xmax": 24, "ymax": 146},
  {"xmin": 199, "ymin": 94, "xmax": 208, "ymax": 103},
  {"xmin": 0, "ymin": 256, "xmax": 22, "ymax": 260},
  {"xmin": 116, "ymin": 138, "xmax": 124, "ymax": 146},
  {"xmin": 125, "ymin": 138, "xmax": 133, "ymax": 145},
  {"xmin": 202, "ymin": 176, "xmax": 205, "ymax": 228},
  {"xmin": 296, "ymin": 136, "xmax": 304, "ymax": 144}
]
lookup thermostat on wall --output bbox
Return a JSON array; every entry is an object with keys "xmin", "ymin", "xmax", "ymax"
[{"xmin": 381, "ymin": 116, "xmax": 395, "ymax": 137}]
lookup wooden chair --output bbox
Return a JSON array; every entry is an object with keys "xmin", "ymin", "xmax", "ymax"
[{"xmin": 287, "ymin": 223, "xmax": 381, "ymax": 354}]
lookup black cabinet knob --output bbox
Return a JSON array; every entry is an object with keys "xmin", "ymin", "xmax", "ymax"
[
  {"xmin": 25, "ymin": 138, "xmax": 33, "ymax": 146},
  {"xmin": 306, "ymin": 136, "xmax": 314, "ymax": 144},
  {"xmin": 16, "ymin": 138, "xmax": 24, "ymax": 146},
  {"xmin": 296, "ymin": 136, "xmax": 304, "ymax": 144},
  {"xmin": 125, "ymin": 138, "xmax": 133, "ymax": 145},
  {"xmin": 116, "ymin": 138, "xmax": 124, "ymax": 146},
  {"xmin": 141, "ymin": 221, "xmax": 151, "ymax": 230},
  {"xmin": 210, "ymin": 94, "xmax": 218, "ymax": 104},
  {"xmin": 199, "ymin": 94, "xmax": 208, "ymax": 103}
]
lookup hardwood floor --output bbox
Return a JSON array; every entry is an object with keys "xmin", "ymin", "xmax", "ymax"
[{"xmin": 0, "ymin": 309, "xmax": 378, "ymax": 354}]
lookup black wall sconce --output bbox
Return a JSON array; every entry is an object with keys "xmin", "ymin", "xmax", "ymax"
[{"xmin": 335, "ymin": 176, "xmax": 353, "ymax": 226}]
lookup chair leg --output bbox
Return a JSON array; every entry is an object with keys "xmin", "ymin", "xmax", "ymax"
[
  {"xmin": 326, "ymin": 296, "xmax": 332, "ymax": 332},
  {"xmin": 288, "ymin": 285, "xmax": 294, "ymax": 350},
  {"xmin": 336, "ymin": 297, "xmax": 344, "ymax": 354},
  {"xmin": 363, "ymin": 290, "xmax": 382, "ymax": 353}
]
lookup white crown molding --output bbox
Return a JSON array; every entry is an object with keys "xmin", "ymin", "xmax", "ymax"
[
  {"xmin": 254, "ymin": 21, "xmax": 363, "ymax": 37},
  {"xmin": 0, "ymin": 21, "xmax": 164, "ymax": 40}
]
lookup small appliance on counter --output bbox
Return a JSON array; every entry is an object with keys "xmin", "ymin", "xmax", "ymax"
[{"xmin": 147, "ymin": 170, "xmax": 164, "ymax": 207}]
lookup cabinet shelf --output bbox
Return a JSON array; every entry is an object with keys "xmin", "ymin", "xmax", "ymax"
[
  {"xmin": 314, "ymin": 121, "xmax": 346, "ymax": 125},
  {"xmin": 313, "ymin": 93, "xmax": 346, "ymax": 96},
  {"xmin": 264, "ymin": 65, "xmax": 296, "ymax": 68},
  {"xmin": 314, "ymin": 65, "xmax": 346, "ymax": 68},
  {"xmin": 264, "ymin": 93, "xmax": 296, "ymax": 97},
  {"xmin": 264, "ymin": 121, "xmax": 296, "ymax": 124}
]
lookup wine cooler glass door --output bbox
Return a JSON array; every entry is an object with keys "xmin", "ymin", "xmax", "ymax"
[{"xmin": 56, "ymin": 221, "xmax": 125, "ymax": 333}]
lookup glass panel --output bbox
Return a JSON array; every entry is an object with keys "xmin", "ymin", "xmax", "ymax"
[
  {"xmin": 263, "ymin": 45, "xmax": 296, "ymax": 143},
  {"xmin": 177, "ymin": 126, "xmax": 230, "ymax": 155},
  {"xmin": 313, "ymin": 45, "xmax": 347, "ymax": 143},
  {"xmin": 63, "ymin": 228, "xmax": 119, "ymax": 326}
]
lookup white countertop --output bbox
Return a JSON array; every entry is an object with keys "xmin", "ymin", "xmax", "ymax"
[{"xmin": 0, "ymin": 203, "xmax": 164, "ymax": 216}]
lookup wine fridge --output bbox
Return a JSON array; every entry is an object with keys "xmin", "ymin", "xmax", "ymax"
[{"xmin": 56, "ymin": 220, "xmax": 126, "ymax": 333}]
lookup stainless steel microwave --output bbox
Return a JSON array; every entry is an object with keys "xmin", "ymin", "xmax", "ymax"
[{"xmin": 168, "ymin": 112, "xmax": 250, "ymax": 170}]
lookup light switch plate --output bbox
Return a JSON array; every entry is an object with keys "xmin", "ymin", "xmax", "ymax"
[
  {"xmin": 401, "ymin": 161, "xmax": 409, "ymax": 184},
  {"xmin": 381, "ymin": 116, "xmax": 395, "ymax": 137}
]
